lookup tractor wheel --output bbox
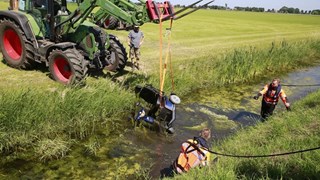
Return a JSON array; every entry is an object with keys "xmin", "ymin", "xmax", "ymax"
[
  {"xmin": 104, "ymin": 43, "xmax": 120, "ymax": 71},
  {"xmin": 103, "ymin": 16, "xmax": 118, "ymax": 30},
  {"xmin": 48, "ymin": 48, "xmax": 88, "ymax": 85},
  {"xmin": 109, "ymin": 35, "xmax": 128, "ymax": 71},
  {"xmin": 0, "ymin": 18, "xmax": 35, "ymax": 69}
]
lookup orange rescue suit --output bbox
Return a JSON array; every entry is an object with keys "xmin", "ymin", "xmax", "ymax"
[
  {"xmin": 173, "ymin": 139, "xmax": 210, "ymax": 173},
  {"xmin": 259, "ymin": 84, "xmax": 288, "ymax": 105}
]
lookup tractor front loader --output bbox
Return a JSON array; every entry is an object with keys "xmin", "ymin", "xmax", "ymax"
[{"xmin": 0, "ymin": 0, "xmax": 213, "ymax": 84}]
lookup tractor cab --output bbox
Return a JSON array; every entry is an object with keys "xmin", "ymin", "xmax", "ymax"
[{"xmin": 18, "ymin": 0, "xmax": 69, "ymax": 39}]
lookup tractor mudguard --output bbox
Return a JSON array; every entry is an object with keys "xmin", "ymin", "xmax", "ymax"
[
  {"xmin": 0, "ymin": 11, "xmax": 35, "ymax": 42},
  {"xmin": 42, "ymin": 41, "xmax": 76, "ymax": 59}
]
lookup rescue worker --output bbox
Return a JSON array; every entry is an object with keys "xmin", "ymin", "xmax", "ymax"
[
  {"xmin": 254, "ymin": 78, "xmax": 291, "ymax": 120},
  {"xmin": 173, "ymin": 128, "xmax": 211, "ymax": 174},
  {"xmin": 127, "ymin": 25, "xmax": 144, "ymax": 70}
]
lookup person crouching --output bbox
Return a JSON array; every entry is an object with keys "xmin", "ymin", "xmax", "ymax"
[{"xmin": 173, "ymin": 128, "xmax": 211, "ymax": 174}]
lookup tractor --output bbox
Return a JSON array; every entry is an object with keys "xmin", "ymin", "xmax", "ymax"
[
  {"xmin": 0, "ymin": 0, "xmax": 171, "ymax": 84},
  {"xmin": 0, "ymin": 0, "xmax": 212, "ymax": 84},
  {"xmin": 93, "ymin": 0, "xmax": 145, "ymax": 30}
]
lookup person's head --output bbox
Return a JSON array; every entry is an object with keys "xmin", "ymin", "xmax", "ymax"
[
  {"xmin": 271, "ymin": 78, "xmax": 280, "ymax": 89},
  {"xmin": 133, "ymin": 25, "xmax": 139, "ymax": 32},
  {"xmin": 199, "ymin": 128, "xmax": 211, "ymax": 141}
]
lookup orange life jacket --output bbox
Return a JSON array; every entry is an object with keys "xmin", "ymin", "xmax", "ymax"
[
  {"xmin": 173, "ymin": 139, "xmax": 210, "ymax": 173},
  {"xmin": 263, "ymin": 84, "xmax": 282, "ymax": 104}
]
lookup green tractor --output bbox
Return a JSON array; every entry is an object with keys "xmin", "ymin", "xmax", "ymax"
[
  {"xmin": 93, "ymin": 0, "xmax": 145, "ymax": 30},
  {"xmin": 0, "ymin": 0, "xmax": 211, "ymax": 84}
]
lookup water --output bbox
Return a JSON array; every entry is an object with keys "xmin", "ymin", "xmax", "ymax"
[
  {"xmin": 131, "ymin": 65, "xmax": 320, "ymax": 178},
  {"xmin": 1, "ymin": 66, "xmax": 320, "ymax": 179}
]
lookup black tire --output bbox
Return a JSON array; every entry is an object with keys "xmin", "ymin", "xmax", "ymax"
[
  {"xmin": 109, "ymin": 35, "xmax": 128, "ymax": 71},
  {"xmin": 104, "ymin": 42, "xmax": 120, "ymax": 71},
  {"xmin": 48, "ymin": 48, "xmax": 88, "ymax": 85},
  {"xmin": 0, "ymin": 18, "xmax": 35, "ymax": 69},
  {"xmin": 103, "ymin": 16, "xmax": 118, "ymax": 30}
]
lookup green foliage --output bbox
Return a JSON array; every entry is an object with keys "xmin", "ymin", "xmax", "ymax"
[
  {"xmin": 157, "ymin": 40, "xmax": 320, "ymax": 97},
  {"xmin": 0, "ymin": 80, "xmax": 134, "ymax": 159}
]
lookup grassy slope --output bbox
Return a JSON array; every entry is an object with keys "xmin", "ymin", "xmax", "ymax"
[{"xmin": 172, "ymin": 89, "xmax": 320, "ymax": 179}]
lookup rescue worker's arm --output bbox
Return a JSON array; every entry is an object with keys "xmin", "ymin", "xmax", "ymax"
[
  {"xmin": 280, "ymin": 90, "xmax": 291, "ymax": 110},
  {"xmin": 254, "ymin": 85, "xmax": 268, "ymax": 100}
]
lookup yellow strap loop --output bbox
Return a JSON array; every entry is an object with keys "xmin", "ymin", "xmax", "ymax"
[
  {"xmin": 159, "ymin": 14, "xmax": 163, "ymax": 95},
  {"xmin": 160, "ymin": 18, "xmax": 174, "ymax": 94}
]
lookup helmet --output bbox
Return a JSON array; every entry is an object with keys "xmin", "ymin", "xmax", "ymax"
[{"xmin": 169, "ymin": 94, "xmax": 181, "ymax": 104}]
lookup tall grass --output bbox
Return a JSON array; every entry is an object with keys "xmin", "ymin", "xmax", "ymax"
[
  {"xmin": 1, "ymin": 39, "xmax": 320, "ymax": 164},
  {"xmin": 168, "ymin": 89, "xmax": 320, "ymax": 179},
  {"xmin": 0, "ymin": 79, "xmax": 135, "ymax": 160},
  {"xmin": 128, "ymin": 39, "xmax": 320, "ymax": 97}
]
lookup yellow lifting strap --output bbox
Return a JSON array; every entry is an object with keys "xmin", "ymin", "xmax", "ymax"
[{"xmin": 159, "ymin": 17, "xmax": 175, "ymax": 97}]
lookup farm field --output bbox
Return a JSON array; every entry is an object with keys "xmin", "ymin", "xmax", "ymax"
[
  {"xmin": 0, "ymin": 2, "xmax": 320, "ymax": 88},
  {"xmin": 1, "ymin": 1, "xmax": 320, "ymax": 179}
]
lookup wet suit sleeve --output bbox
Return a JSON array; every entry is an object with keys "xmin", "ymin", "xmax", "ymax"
[
  {"xmin": 259, "ymin": 85, "xmax": 269, "ymax": 95},
  {"xmin": 280, "ymin": 90, "xmax": 289, "ymax": 106}
]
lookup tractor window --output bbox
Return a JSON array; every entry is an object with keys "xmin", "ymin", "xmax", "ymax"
[
  {"xmin": 34, "ymin": 0, "xmax": 46, "ymax": 8},
  {"xmin": 18, "ymin": 0, "xmax": 26, "ymax": 11},
  {"xmin": 53, "ymin": 1, "xmax": 61, "ymax": 15}
]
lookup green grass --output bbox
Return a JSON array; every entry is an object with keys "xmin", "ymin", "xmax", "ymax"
[
  {"xmin": 1, "ymin": 2, "xmax": 320, "ymax": 178},
  {"xmin": 169, "ymin": 89, "xmax": 320, "ymax": 179},
  {"xmin": 0, "ymin": 81, "xmax": 135, "ymax": 160}
]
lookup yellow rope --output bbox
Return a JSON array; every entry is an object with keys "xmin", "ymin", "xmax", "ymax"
[
  {"xmin": 159, "ymin": 14, "xmax": 163, "ymax": 94},
  {"xmin": 160, "ymin": 18, "xmax": 173, "ymax": 93}
]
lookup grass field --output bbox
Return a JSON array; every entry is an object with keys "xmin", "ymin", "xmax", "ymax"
[
  {"xmin": 1, "ymin": 1, "xmax": 320, "ymax": 178},
  {"xmin": 0, "ymin": 3, "xmax": 320, "ymax": 89}
]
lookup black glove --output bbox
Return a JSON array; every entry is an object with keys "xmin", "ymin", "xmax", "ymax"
[
  {"xmin": 286, "ymin": 106, "xmax": 291, "ymax": 111},
  {"xmin": 253, "ymin": 95, "xmax": 259, "ymax": 100}
]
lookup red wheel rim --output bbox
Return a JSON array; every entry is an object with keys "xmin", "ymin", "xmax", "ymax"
[
  {"xmin": 3, "ymin": 28, "xmax": 22, "ymax": 60},
  {"xmin": 104, "ymin": 19, "xmax": 110, "ymax": 26},
  {"xmin": 53, "ymin": 56, "xmax": 72, "ymax": 83}
]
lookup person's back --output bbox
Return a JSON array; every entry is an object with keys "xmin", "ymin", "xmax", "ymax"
[{"xmin": 173, "ymin": 128, "xmax": 211, "ymax": 173}]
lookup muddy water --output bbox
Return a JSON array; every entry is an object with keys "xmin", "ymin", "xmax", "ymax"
[
  {"xmin": 2, "ymin": 66, "xmax": 320, "ymax": 179},
  {"xmin": 128, "ymin": 65, "xmax": 320, "ymax": 178}
]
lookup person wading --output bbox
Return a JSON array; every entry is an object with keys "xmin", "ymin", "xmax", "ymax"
[
  {"xmin": 173, "ymin": 128, "xmax": 211, "ymax": 174},
  {"xmin": 254, "ymin": 78, "xmax": 291, "ymax": 120},
  {"xmin": 127, "ymin": 25, "xmax": 144, "ymax": 70}
]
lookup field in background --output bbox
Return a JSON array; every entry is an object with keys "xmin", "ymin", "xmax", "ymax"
[{"xmin": 0, "ymin": 2, "xmax": 320, "ymax": 88}]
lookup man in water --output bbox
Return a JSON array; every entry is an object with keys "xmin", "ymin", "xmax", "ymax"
[
  {"xmin": 172, "ymin": 128, "xmax": 211, "ymax": 173},
  {"xmin": 254, "ymin": 78, "xmax": 291, "ymax": 120}
]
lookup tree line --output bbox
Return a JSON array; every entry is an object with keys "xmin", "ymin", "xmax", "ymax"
[{"xmin": 174, "ymin": 4, "xmax": 320, "ymax": 15}]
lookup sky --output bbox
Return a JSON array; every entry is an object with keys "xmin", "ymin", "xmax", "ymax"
[
  {"xmin": 173, "ymin": 0, "xmax": 320, "ymax": 11},
  {"xmin": 139, "ymin": 0, "xmax": 320, "ymax": 11}
]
